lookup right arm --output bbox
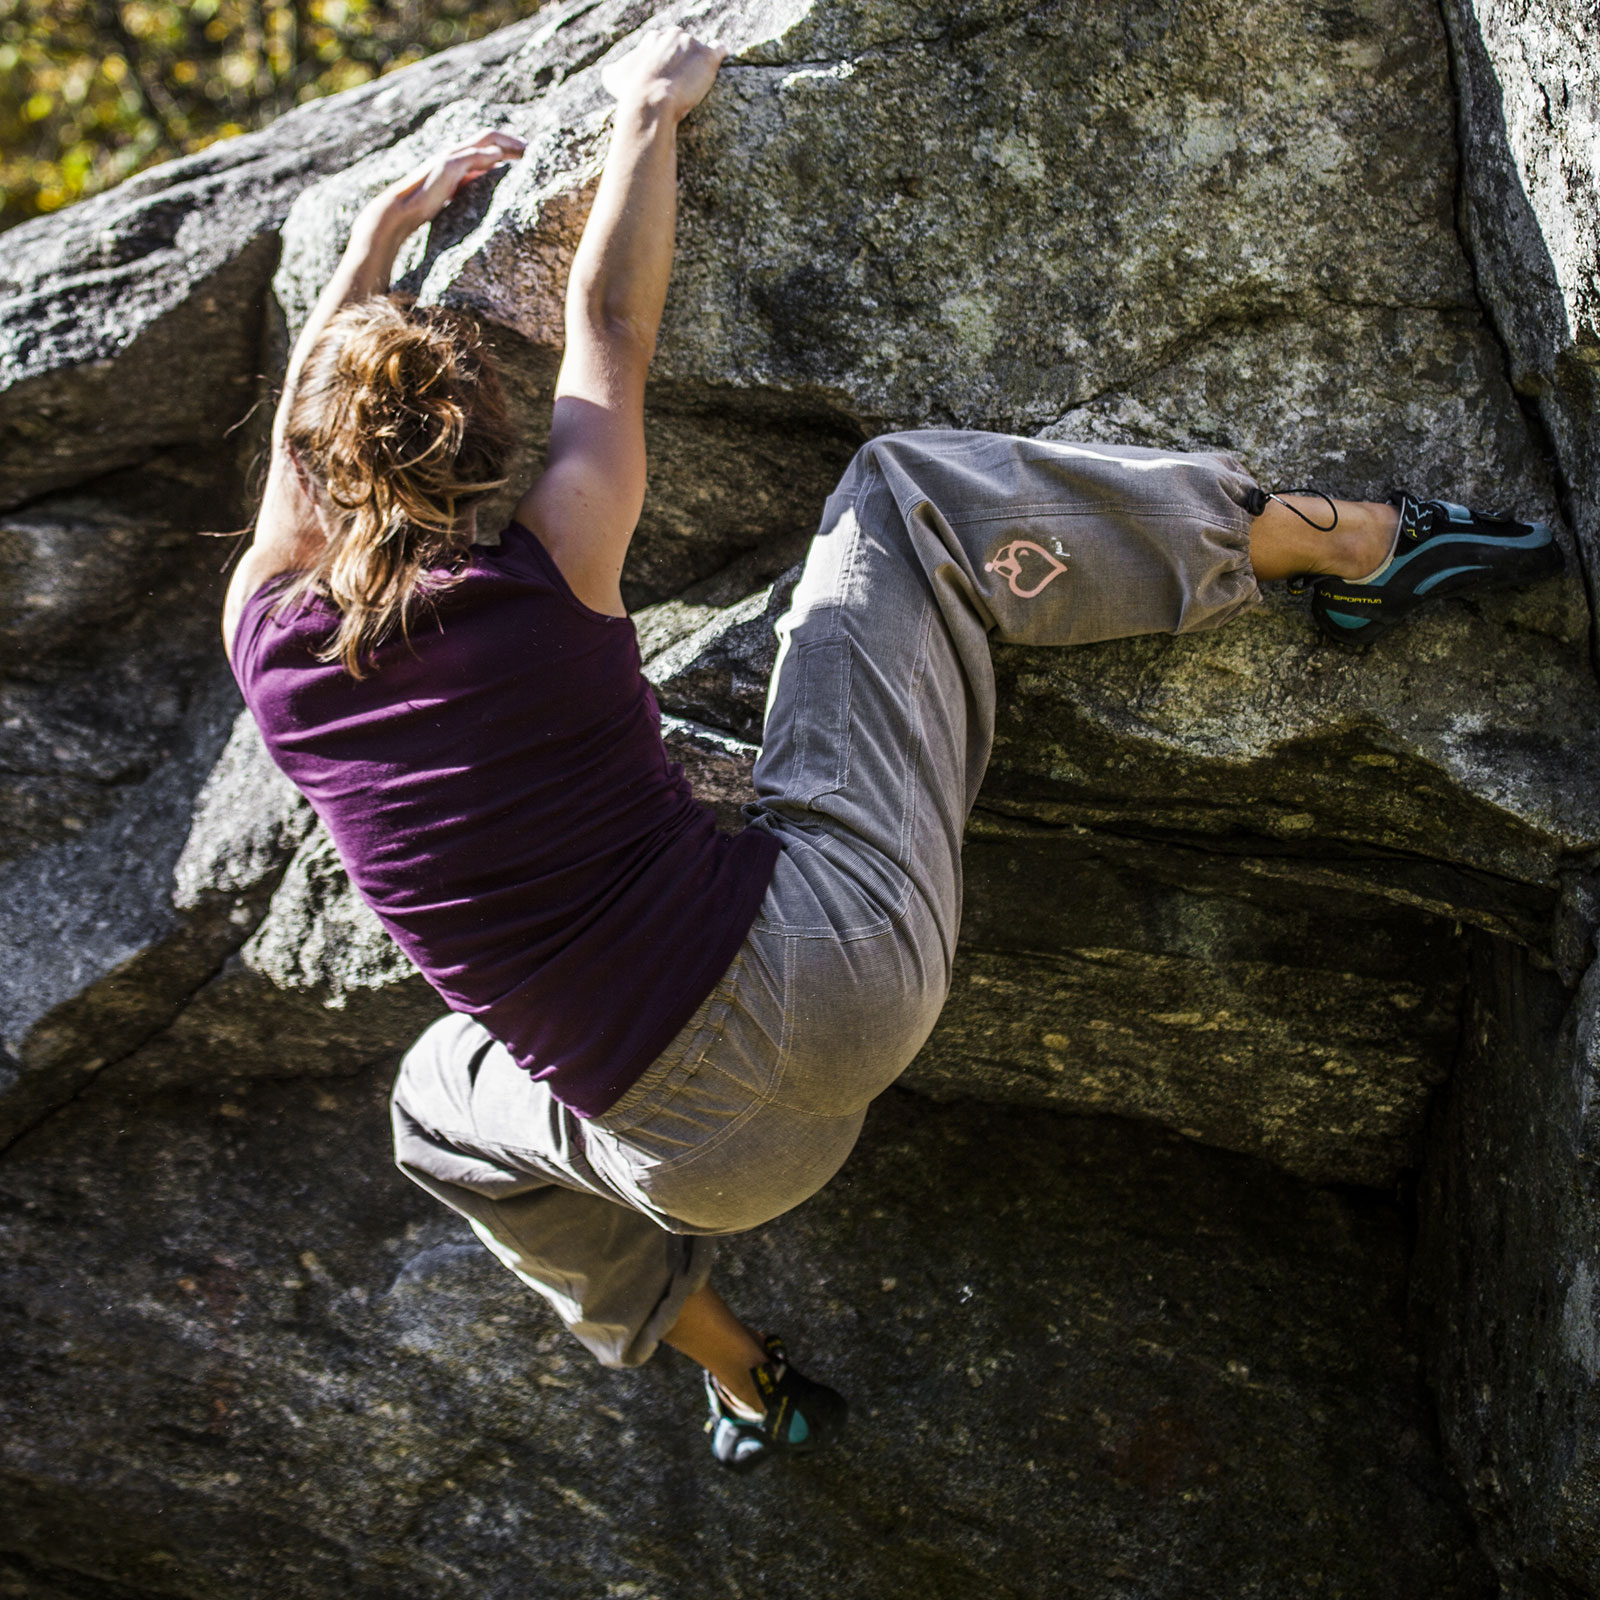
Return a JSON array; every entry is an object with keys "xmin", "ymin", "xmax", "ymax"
[{"xmin": 514, "ymin": 29, "xmax": 725, "ymax": 616}]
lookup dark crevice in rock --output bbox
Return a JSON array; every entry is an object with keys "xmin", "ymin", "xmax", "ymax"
[
  {"xmin": 1413, "ymin": 930, "xmax": 1599, "ymax": 1597},
  {"xmin": 0, "ymin": 448, "xmax": 173, "ymax": 523},
  {"xmin": 0, "ymin": 877, "xmax": 291, "ymax": 1164},
  {"xmin": 0, "ymin": 764, "xmax": 148, "ymax": 786},
  {"xmin": 971, "ymin": 812, "xmax": 1558, "ymax": 962},
  {"xmin": 983, "ymin": 796, "xmax": 1558, "ymax": 879},
  {"xmin": 0, "ymin": 1549, "xmax": 173, "ymax": 1600},
  {"xmin": 550, "ymin": 26, "xmax": 633, "ymax": 83},
  {"xmin": 1434, "ymin": 0, "xmax": 1599, "ymax": 691}
]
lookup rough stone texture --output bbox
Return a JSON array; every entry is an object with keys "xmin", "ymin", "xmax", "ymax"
[
  {"xmin": 1415, "ymin": 942, "xmax": 1600, "ymax": 1600},
  {"xmin": 642, "ymin": 563, "xmax": 799, "ymax": 740},
  {"xmin": 911, "ymin": 817, "xmax": 1468, "ymax": 1186},
  {"xmin": 0, "ymin": 20, "xmax": 568, "ymax": 510},
  {"xmin": 1443, "ymin": 0, "xmax": 1600, "ymax": 636},
  {"xmin": 0, "ymin": 450, "xmax": 242, "ymax": 867},
  {"xmin": 0, "ymin": 439, "xmax": 285, "ymax": 1150},
  {"xmin": 5, "ymin": 0, "xmax": 1595, "ymax": 1176},
  {"xmin": 0, "ymin": 694, "xmax": 316, "ymax": 1150},
  {"xmin": 1406, "ymin": 7, "xmax": 1600, "ymax": 1596},
  {"xmin": 0, "ymin": 1069, "xmax": 1495, "ymax": 1600},
  {"xmin": 2, "ymin": 0, "xmax": 1600, "ymax": 1590}
]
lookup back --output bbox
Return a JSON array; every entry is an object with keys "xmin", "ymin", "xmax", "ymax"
[{"xmin": 231, "ymin": 519, "xmax": 779, "ymax": 1116}]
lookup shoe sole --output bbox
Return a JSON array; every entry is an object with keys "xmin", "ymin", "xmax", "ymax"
[
  {"xmin": 711, "ymin": 1424, "xmax": 844, "ymax": 1474},
  {"xmin": 1311, "ymin": 521, "xmax": 1561, "ymax": 647},
  {"xmin": 707, "ymin": 1381, "xmax": 848, "ymax": 1473}
]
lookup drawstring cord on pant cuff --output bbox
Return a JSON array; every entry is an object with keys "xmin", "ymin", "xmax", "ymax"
[{"xmin": 1263, "ymin": 489, "xmax": 1340, "ymax": 533}]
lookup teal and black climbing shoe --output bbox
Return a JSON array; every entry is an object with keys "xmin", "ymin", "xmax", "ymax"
[
  {"xmin": 704, "ymin": 1335, "xmax": 848, "ymax": 1473},
  {"xmin": 1308, "ymin": 493, "xmax": 1561, "ymax": 647}
]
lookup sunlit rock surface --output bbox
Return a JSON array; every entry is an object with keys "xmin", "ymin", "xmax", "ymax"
[{"xmin": 1, "ymin": 0, "xmax": 1598, "ymax": 1592}]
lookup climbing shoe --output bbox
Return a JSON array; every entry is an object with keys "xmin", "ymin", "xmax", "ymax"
[
  {"xmin": 703, "ymin": 1334, "xmax": 848, "ymax": 1473},
  {"xmin": 1307, "ymin": 493, "xmax": 1561, "ymax": 647}
]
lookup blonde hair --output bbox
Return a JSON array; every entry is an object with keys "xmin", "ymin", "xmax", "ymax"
[{"xmin": 278, "ymin": 294, "xmax": 513, "ymax": 677}]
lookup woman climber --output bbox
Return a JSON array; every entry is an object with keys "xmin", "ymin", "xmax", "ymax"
[{"xmin": 221, "ymin": 28, "xmax": 1560, "ymax": 1471}]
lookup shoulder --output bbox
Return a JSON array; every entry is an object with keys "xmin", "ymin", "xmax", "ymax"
[
  {"xmin": 223, "ymin": 543, "xmax": 307, "ymax": 666},
  {"xmin": 222, "ymin": 448, "xmax": 326, "ymax": 662}
]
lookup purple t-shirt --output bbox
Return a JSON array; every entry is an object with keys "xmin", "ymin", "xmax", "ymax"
[{"xmin": 231, "ymin": 520, "xmax": 780, "ymax": 1117}]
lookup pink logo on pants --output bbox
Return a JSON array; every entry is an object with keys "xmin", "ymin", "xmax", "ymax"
[{"xmin": 985, "ymin": 539, "xmax": 1068, "ymax": 598}]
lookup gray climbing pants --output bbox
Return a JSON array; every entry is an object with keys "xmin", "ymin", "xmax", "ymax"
[{"xmin": 392, "ymin": 430, "xmax": 1263, "ymax": 1367}]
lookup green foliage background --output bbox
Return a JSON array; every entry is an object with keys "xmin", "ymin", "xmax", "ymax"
[{"xmin": 0, "ymin": 1, "xmax": 543, "ymax": 231}]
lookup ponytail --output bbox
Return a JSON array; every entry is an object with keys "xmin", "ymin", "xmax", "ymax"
[{"xmin": 277, "ymin": 295, "xmax": 513, "ymax": 677}]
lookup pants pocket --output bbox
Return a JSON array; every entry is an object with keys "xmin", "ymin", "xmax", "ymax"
[{"xmin": 761, "ymin": 635, "xmax": 853, "ymax": 803}]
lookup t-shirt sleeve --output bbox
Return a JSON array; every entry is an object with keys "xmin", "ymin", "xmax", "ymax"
[
  {"xmin": 492, "ymin": 521, "xmax": 631, "ymax": 627},
  {"xmin": 490, "ymin": 519, "xmax": 549, "ymax": 577}
]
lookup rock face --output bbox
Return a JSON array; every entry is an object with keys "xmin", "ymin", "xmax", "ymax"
[
  {"xmin": 1415, "ymin": 6, "xmax": 1600, "ymax": 1594},
  {"xmin": 1414, "ymin": 941, "xmax": 1600, "ymax": 1600},
  {"xmin": 1, "ymin": 0, "xmax": 1598, "ymax": 1594},
  {"xmin": 0, "ymin": 1072, "xmax": 1496, "ymax": 1600}
]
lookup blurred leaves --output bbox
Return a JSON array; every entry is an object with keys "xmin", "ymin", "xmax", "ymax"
[{"xmin": 0, "ymin": 1, "xmax": 543, "ymax": 230}]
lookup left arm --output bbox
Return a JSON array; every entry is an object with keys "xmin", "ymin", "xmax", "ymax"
[{"xmin": 222, "ymin": 131, "xmax": 526, "ymax": 660}]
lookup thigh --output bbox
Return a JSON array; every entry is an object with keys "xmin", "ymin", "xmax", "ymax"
[
  {"xmin": 585, "ymin": 896, "xmax": 943, "ymax": 1235},
  {"xmin": 751, "ymin": 428, "xmax": 1261, "ymax": 975},
  {"xmin": 752, "ymin": 456, "xmax": 983, "ymax": 954}
]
